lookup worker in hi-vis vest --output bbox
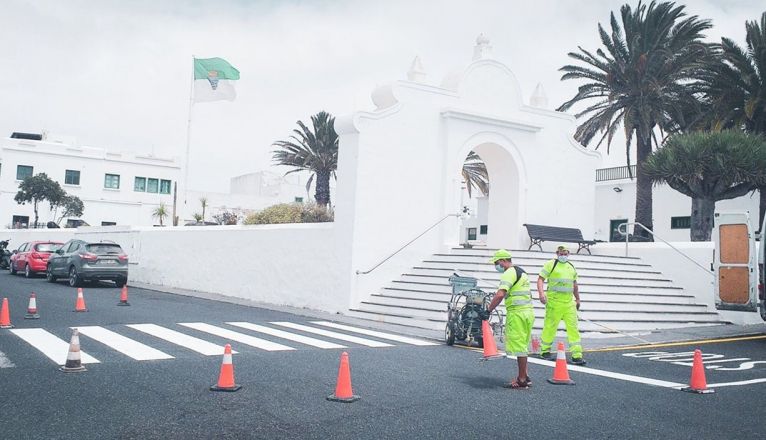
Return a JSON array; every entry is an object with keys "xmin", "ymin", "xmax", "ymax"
[
  {"xmin": 536, "ymin": 245, "xmax": 585, "ymax": 365},
  {"xmin": 484, "ymin": 249, "xmax": 535, "ymax": 389}
]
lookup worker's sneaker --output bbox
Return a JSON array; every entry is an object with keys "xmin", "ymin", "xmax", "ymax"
[
  {"xmin": 570, "ymin": 357, "xmax": 586, "ymax": 366},
  {"xmin": 539, "ymin": 351, "xmax": 552, "ymax": 360}
]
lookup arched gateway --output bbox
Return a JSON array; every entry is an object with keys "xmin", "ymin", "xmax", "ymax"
[{"xmin": 334, "ymin": 36, "xmax": 600, "ymax": 305}]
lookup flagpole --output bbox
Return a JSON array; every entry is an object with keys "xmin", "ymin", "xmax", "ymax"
[{"xmin": 182, "ymin": 55, "xmax": 195, "ymax": 216}]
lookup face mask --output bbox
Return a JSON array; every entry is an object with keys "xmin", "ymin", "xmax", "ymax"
[
  {"xmin": 557, "ymin": 255, "xmax": 568, "ymax": 263},
  {"xmin": 495, "ymin": 264, "xmax": 505, "ymax": 273}
]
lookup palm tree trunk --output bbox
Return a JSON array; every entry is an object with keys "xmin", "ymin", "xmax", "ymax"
[
  {"xmin": 690, "ymin": 197, "xmax": 715, "ymax": 241},
  {"xmin": 633, "ymin": 135, "xmax": 654, "ymax": 240},
  {"xmin": 759, "ymin": 186, "xmax": 765, "ymax": 233},
  {"xmin": 315, "ymin": 171, "xmax": 331, "ymax": 207},
  {"xmin": 33, "ymin": 200, "xmax": 39, "ymax": 229}
]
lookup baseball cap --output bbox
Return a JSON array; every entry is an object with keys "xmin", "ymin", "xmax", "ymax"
[{"xmin": 489, "ymin": 249, "xmax": 512, "ymax": 263}]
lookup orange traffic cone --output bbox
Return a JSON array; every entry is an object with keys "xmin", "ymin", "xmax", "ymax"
[
  {"xmin": 210, "ymin": 344, "xmax": 241, "ymax": 391},
  {"xmin": 74, "ymin": 288, "xmax": 88, "ymax": 312},
  {"xmin": 60, "ymin": 328, "xmax": 86, "ymax": 373},
  {"xmin": 0, "ymin": 297, "xmax": 13, "ymax": 328},
  {"xmin": 24, "ymin": 293, "xmax": 40, "ymax": 319},
  {"xmin": 480, "ymin": 320, "xmax": 503, "ymax": 360},
  {"xmin": 547, "ymin": 342, "xmax": 575, "ymax": 385},
  {"xmin": 117, "ymin": 285, "xmax": 130, "ymax": 306},
  {"xmin": 327, "ymin": 351, "xmax": 360, "ymax": 402},
  {"xmin": 682, "ymin": 349, "xmax": 714, "ymax": 394}
]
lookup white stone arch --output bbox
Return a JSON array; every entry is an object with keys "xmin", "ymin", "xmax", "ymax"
[{"xmin": 451, "ymin": 131, "xmax": 528, "ymax": 248}]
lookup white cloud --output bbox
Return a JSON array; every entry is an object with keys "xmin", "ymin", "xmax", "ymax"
[{"xmin": 1, "ymin": 0, "xmax": 762, "ymax": 190}]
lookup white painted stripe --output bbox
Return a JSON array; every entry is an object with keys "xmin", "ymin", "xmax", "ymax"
[
  {"xmin": 227, "ymin": 322, "xmax": 346, "ymax": 349},
  {"xmin": 0, "ymin": 350, "xmax": 15, "ymax": 368},
  {"xmin": 75, "ymin": 326, "xmax": 173, "ymax": 361},
  {"xmin": 707, "ymin": 378, "xmax": 766, "ymax": 387},
  {"xmin": 271, "ymin": 322, "xmax": 394, "ymax": 348},
  {"xmin": 311, "ymin": 321, "xmax": 437, "ymax": 346},
  {"xmin": 10, "ymin": 329, "xmax": 100, "ymax": 365},
  {"xmin": 126, "ymin": 324, "xmax": 236, "ymax": 356},
  {"xmin": 179, "ymin": 323, "xmax": 295, "ymax": 351}
]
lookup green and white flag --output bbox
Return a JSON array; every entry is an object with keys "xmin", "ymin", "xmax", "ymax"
[{"xmin": 193, "ymin": 57, "xmax": 240, "ymax": 103}]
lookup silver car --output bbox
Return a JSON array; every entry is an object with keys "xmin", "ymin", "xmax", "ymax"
[{"xmin": 47, "ymin": 239, "xmax": 128, "ymax": 287}]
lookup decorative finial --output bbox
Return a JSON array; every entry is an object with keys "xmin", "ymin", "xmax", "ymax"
[
  {"xmin": 530, "ymin": 83, "xmax": 549, "ymax": 109},
  {"xmin": 473, "ymin": 34, "xmax": 493, "ymax": 60},
  {"xmin": 407, "ymin": 56, "xmax": 427, "ymax": 83}
]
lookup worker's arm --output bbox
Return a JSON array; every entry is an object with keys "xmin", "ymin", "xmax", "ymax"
[
  {"xmin": 573, "ymin": 281, "xmax": 580, "ymax": 310},
  {"xmin": 485, "ymin": 289, "xmax": 506, "ymax": 316},
  {"xmin": 536, "ymin": 277, "xmax": 547, "ymax": 304}
]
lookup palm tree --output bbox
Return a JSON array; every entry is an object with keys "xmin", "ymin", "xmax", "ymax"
[
  {"xmin": 557, "ymin": 1, "xmax": 713, "ymax": 239},
  {"xmin": 462, "ymin": 151, "xmax": 489, "ymax": 197},
  {"xmin": 152, "ymin": 203, "xmax": 169, "ymax": 226},
  {"xmin": 643, "ymin": 131, "xmax": 766, "ymax": 241},
  {"xmin": 199, "ymin": 197, "xmax": 208, "ymax": 221},
  {"xmin": 699, "ymin": 12, "xmax": 766, "ymax": 227},
  {"xmin": 272, "ymin": 111, "xmax": 338, "ymax": 207}
]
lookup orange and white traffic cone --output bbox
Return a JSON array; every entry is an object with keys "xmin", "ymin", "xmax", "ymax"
[
  {"xmin": 117, "ymin": 285, "xmax": 130, "ymax": 306},
  {"xmin": 327, "ymin": 351, "xmax": 360, "ymax": 402},
  {"xmin": 210, "ymin": 344, "xmax": 241, "ymax": 392},
  {"xmin": 480, "ymin": 320, "xmax": 503, "ymax": 360},
  {"xmin": 682, "ymin": 349, "xmax": 714, "ymax": 394},
  {"xmin": 547, "ymin": 342, "xmax": 575, "ymax": 385},
  {"xmin": 60, "ymin": 328, "xmax": 87, "ymax": 373},
  {"xmin": 0, "ymin": 297, "xmax": 13, "ymax": 329},
  {"xmin": 24, "ymin": 293, "xmax": 40, "ymax": 319},
  {"xmin": 74, "ymin": 288, "xmax": 88, "ymax": 312}
]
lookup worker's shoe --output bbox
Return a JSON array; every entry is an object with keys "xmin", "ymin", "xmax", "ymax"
[
  {"xmin": 539, "ymin": 351, "xmax": 552, "ymax": 360},
  {"xmin": 570, "ymin": 357, "xmax": 586, "ymax": 366}
]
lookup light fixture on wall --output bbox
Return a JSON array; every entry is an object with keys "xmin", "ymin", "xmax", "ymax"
[{"xmin": 613, "ymin": 187, "xmax": 623, "ymax": 193}]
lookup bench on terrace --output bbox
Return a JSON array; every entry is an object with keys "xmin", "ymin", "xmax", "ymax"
[{"xmin": 523, "ymin": 223, "xmax": 599, "ymax": 255}]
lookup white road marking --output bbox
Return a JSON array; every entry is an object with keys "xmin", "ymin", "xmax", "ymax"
[
  {"xmin": 707, "ymin": 378, "xmax": 766, "ymax": 387},
  {"xmin": 227, "ymin": 322, "xmax": 346, "ymax": 349},
  {"xmin": 126, "ymin": 324, "xmax": 237, "ymax": 356},
  {"xmin": 0, "ymin": 350, "xmax": 15, "ymax": 368},
  {"xmin": 75, "ymin": 326, "xmax": 174, "ymax": 361},
  {"xmin": 10, "ymin": 328, "xmax": 100, "ymax": 365},
  {"xmin": 311, "ymin": 321, "xmax": 438, "ymax": 346},
  {"xmin": 271, "ymin": 322, "xmax": 394, "ymax": 347},
  {"xmin": 179, "ymin": 323, "xmax": 295, "ymax": 351}
]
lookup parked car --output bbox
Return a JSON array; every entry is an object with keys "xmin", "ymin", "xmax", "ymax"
[
  {"xmin": 46, "ymin": 239, "xmax": 128, "ymax": 287},
  {"xmin": 9, "ymin": 241, "xmax": 63, "ymax": 278}
]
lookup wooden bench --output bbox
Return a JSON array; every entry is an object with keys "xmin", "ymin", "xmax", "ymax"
[{"xmin": 523, "ymin": 224, "xmax": 599, "ymax": 255}]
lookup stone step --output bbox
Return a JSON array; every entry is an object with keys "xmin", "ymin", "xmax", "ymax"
[
  {"xmin": 373, "ymin": 289, "xmax": 696, "ymax": 305},
  {"xmin": 402, "ymin": 271, "xmax": 673, "ymax": 287},
  {"xmin": 445, "ymin": 248, "xmax": 644, "ymax": 265},
  {"xmin": 389, "ymin": 280, "xmax": 686, "ymax": 296},
  {"xmin": 430, "ymin": 254, "xmax": 654, "ymax": 272},
  {"xmin": 417, "ymin": 261, "xmax": 671, "ymax": 281}
]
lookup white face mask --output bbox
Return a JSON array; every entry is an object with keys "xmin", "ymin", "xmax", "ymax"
[
  {"xmin": 557, "ymin": 255, "xmax": 568, "ymax": 263},
  {"xmin": 495, "ymin": 264, "xmax": 505, "ymax": 273}
]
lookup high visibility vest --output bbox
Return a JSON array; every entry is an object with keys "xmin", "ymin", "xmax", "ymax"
[
  {"xmin": 539, "ymin": 259, "xmax": 578, "ymax": 298},
  {"xmin": 499, "ymin": 266, "xmax": 533, "ymax": 311}
]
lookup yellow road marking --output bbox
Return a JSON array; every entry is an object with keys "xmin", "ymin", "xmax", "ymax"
[{"xmin": 585, "ymin": 334, "xmax": 766, "ymax": 353}]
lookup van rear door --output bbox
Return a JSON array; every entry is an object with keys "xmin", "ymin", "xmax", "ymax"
[{"xmin": 713, "ymin": 211, "xmax": 758, "ymax": 312}]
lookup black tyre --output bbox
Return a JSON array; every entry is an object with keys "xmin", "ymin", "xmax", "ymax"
[
  {"xmin": 445, "ymin": 323, "xmax": 455, "ymax": 346},
  {"xmin": 24, "ymin": 264, "xmax": 33, "ymax": 278},
  {"xmin": 115, "ymin": 277, "xmax": 127, "ymax": 288},
  {"xmin": 68, "ymin": 266, "xmax": 81, "ymax": 287},
  {"xmin": 46, "ymin": 266, "xmax": 57, "ymax": 283},
  {"xmin": 9, "ymin": 261, "xmax": 17, "ymax": 275},
  {"xmin": 475, "ymin": 337, "xmax": 484, "ymax": 349}
]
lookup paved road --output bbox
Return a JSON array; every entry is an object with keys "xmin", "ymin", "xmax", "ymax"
[{"xmin": 1, "ymin": 272, "xmax": 765, "ymax": 439}]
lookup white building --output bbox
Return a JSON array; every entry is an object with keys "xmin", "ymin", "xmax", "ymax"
[{"xmin": 0, "ymin": 132, "xmax": 181, "ymax": 228}]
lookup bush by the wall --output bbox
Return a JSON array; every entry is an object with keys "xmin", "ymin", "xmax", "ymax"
[{"xmin": 243, "ymin": 203, "xmax": 333, "ymax": 225}]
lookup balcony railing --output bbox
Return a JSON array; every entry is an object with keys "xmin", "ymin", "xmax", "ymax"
[{"xmin": 596, "ymin": 165, "xmax": 637, "ymax": 182}]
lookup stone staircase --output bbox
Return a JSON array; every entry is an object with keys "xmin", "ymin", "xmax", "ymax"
[{"xmin": 346, "ymin": 247, "xmax": 729, "ymax": 336}]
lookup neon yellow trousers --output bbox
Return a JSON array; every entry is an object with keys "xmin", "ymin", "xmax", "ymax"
[
  {"xmin": 504, "ymin": 307, "xmax": 535, "ymax": 356},
  {"xmin": 540, "ymin": 298, "xmax": 582, "ymax": 358}
]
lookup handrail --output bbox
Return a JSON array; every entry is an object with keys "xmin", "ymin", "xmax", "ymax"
[
  {"xmin": 356, "ymin": 213, "xmax": 461, "ymax": 275},
  {"xmin": 617, "ymin": 222, "xmax": 713, "ymax": 277}
]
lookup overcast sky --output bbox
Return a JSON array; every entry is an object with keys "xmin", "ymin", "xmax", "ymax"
[{"xmin": 1, "ymin": 0, "xmax": 762, "ymax": 192}]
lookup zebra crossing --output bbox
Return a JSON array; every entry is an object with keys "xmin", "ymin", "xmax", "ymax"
[{"xmin": 3, "ymin": 320, "xmax": 437, "ymax": 367}]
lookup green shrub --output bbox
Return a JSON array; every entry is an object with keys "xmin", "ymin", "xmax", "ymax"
[{"xmin": 243, "ymin": 203, "xmax": 333, "ymax": 225}]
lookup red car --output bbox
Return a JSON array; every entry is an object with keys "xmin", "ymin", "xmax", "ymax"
[{"xmin": 9, "ymin": 241, "xmax": 64, "ymax": 278}]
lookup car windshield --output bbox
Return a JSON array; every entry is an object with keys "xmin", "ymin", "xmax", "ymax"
[
  {"xmin": 35, "ymin": 243, "xmax": 62, "ymax": 252},
  {"xmin": 85, "ymin": 244, "xmax": 123, "ymax": 255}
]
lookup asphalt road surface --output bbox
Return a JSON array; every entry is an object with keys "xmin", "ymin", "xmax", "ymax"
[{"xmin": 1, "ymin": 271, "xmax": 765, "ymax": 439}]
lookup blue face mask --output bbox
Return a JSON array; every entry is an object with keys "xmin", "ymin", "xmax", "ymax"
[
  {"xmin": 495, "ymin": 264, "xmax": 505, "ymax": 273},
  {"xmin": 557, "ymin": 255, "xmax": 568, "ymax": 263}
]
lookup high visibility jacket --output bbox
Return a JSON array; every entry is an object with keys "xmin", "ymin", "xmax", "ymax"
[
  {"xmin": 539, "ymin": 259, "xmax": 578, "ymax": 300},
  {"xmin": 499, "ymin": 266, "xmax": 533, "ymax": 311}
]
